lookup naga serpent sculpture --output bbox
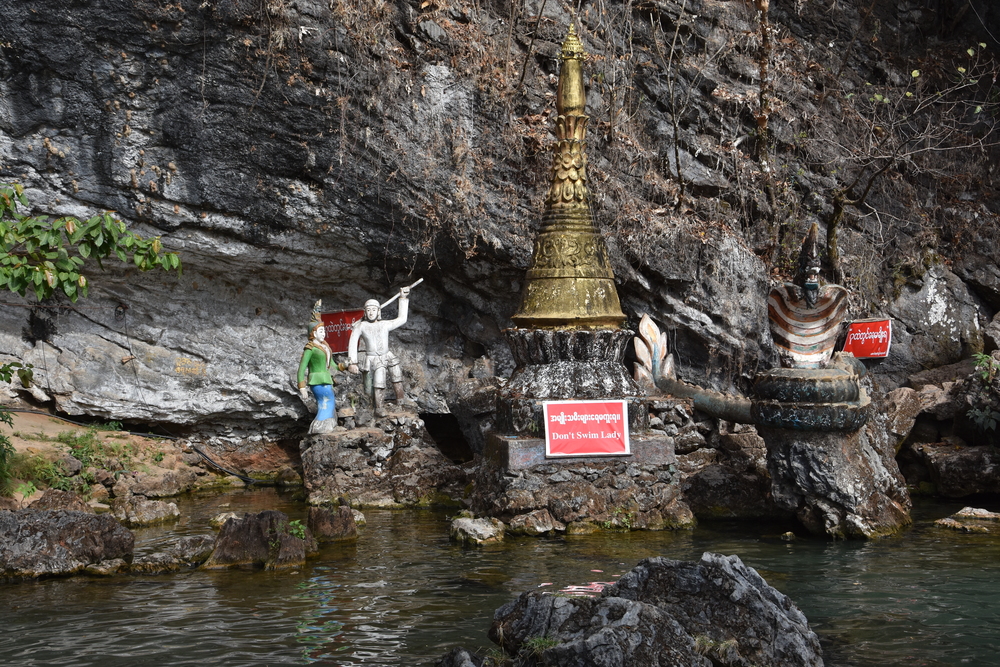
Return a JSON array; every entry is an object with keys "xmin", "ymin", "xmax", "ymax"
[{"xmin": 634, "ymin": 225, "xmax": 870, "ymax": 432}]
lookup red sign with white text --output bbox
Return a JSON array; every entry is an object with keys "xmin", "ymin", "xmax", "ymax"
[
  {"xmin": 543, "ymin": 400, "xmax": 630, "ymax": 458},
  {"xmin": 321, "ymin": 309, "xmax": 364, "ymax": 354},
  {"xmin": 842, "ymin": 319, "xmax": 892, "ymax": 358}
]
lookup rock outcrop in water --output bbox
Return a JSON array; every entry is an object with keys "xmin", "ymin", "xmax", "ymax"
[
  {"xmin": 307, "ymin": 501, "xmax": 358, "ymax": 543},
  {"xmin": 0, "ymin": 509, "xmax": 135, "ymax": 579},
  {"xmin": 438, "ymin": 553, "xmax": 823, "ymax": 667},
  {"xmin": 202, "ymin": 509, "xmax": 316, "ymax": 570},
  {"xmin": 761, "ymin": 375, "xmax": 913, "ymax": 539}
]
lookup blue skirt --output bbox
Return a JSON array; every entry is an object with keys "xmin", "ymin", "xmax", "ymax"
[{"xmin": 311, "ymin": 384, "xmax": 336, "ymax": 421}]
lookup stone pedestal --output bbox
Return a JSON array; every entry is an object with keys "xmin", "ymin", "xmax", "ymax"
[
  {"xmin": 300, "ymin": 412, "xmax": 469, "ymax": 508},
  {"xmin": 752, "ymin": 357, "xmax": 911, "ymax": 538},
  {"xmin": 471, "ymin": 432, "xmax": 694, "ymax": 531}
]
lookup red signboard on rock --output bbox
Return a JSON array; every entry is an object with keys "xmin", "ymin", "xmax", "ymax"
[
  {"xmin": 543, "ymin": 400, "xmax": 630, "ymax": 458},
  {"xmin": 842, "ymin": 319, "xmax": 892, "ymax": 358},
  {"xmin": 320, "ymin": 309, "xmax": 364, "ymax": 354}
]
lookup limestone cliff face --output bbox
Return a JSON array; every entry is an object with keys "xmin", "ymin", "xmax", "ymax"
[{"xmin": 0, "ymin": 0, "xmax": 997, "ymax": 443}]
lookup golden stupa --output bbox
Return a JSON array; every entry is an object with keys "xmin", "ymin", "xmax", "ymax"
[{"xmin": 510, "ymin": 22, "xmax": 626, "ymax": 330}]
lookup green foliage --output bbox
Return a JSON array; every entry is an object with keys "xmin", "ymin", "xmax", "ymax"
[
  {"xmin": 973, "ymin": 352, "xmax": 1000, "ymax": 383},
  {"xmin": 968, "ymin": 407, "xmax": 1000, "ymax": 432},
  {"xmin": 482, "ymin": 647, "xmax": 510, "ymax": 667},
  {"xmin": 0, "ymin": 427, "xmax": 13, "ymax": 496},
  {"xmin": 287, "ymin": 519, "xmax": 306, "ymax": 540},
  {"xmin": 94, "ymin": 420, "xmax": 123, "ymax": 432},
  {"xmin": 0, "ymin": 179, "xmax": 174, "ymax": 492},
  {"xmin": 9, "ymin": 452, "xmax": 74, "ymax": 492},
  {"xmin": 522, "ymin": 635, "xmax": 559, "ymax": 656},
  {"xmin": 0, "ymin": 361, "xmax": 33, "ymax": 388},
  {"xmin": 0, "ymin": 181, "xmax": 181, "ymax": 302},
  {"xmin": 966, "ymin": 353, "xmax": 1000, "ymax": 440},
  {"xmin": 0, "ymin": 361, "xmax": 26, "ymax": 495},
  {"xmin": 13, "ymin": 481, "xmax": 36, "ymax": 498},
  {"xmin": 56, "ymin": 428, "xmax": 136, "ymax": 472},
  {"xmin": 601, "ymin": 506, "xmax": 635, "ymax": 531}
]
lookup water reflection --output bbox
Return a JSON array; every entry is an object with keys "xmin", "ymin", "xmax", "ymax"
[{"xmin": 1, "ymin": 490, "xmax": 999, "ymax": 666}]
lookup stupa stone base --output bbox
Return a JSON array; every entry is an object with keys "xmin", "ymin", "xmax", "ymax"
[
  {"xmin": 469, "ymin": 432, "xmax": 694, "ymax": 531},
  {"xmin": 300, "ymin": 410, "xmax": 469, "ymax": 508},
  {"xmin": 499, "ymin": 328, "xmax": 649, "ymax": 436}
]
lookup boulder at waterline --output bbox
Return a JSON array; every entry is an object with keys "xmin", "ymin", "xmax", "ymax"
[
  {"xmin": 435, "ymin": 647, "xmax": 484, "ymax": 667},
  {"xmin": 909, "ymin": 442, "xmax": 1000, "ymax": 498},
  {"xmin": 480, "ymin": 553, "xmax": 822, "ymax": 667},
  {"xmin": 762, "ymin": 424, "xmax": 911, "ymax": 539},
  {"xmin": 507, "ymin": 509, "xmax": 565, "ymax": 536},
  {"xmin": 110, "ymin": 493, "xmax": 181, "ymax": 527},
  {"xmin": 450, "ymin": 515, "xmax": 504, "ymax": 546},
  {"xmin": 0, "ymin": 509, "xmax": 134, "ymax": 580},
  {"xmin": 760, "ymin": 378, "xmax": 912, "ymax": 539},
  {"xmin": 129, "ymin": 535, "xmax": 216, "ymax": 574},
  {"xmin": 201, "ymin": 510, "xmax": 314, "ymax": 570},
  {"xmin": 85, "ymin": 535, "xmax": 216, "ymax": 576},
  {"xmin": 169, "ymin": 534, "xmax": 217, "ymax": 564},
  {"xmin": 677, "ymin": 428, "xmax": 786, "ymax": 520}
]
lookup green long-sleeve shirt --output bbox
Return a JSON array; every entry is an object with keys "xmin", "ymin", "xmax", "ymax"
[{"xmin": 297, "ymin": 345, "xmax": 333, "ymax": 387}]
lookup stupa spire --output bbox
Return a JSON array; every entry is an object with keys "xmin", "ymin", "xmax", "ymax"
[{"xmin": 511, "ymin": 20, "xmax": 626, "ymax": 330}]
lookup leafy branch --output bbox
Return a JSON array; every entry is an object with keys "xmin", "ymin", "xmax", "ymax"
[
  {"xmin": 821, "ymin": 44, "xmax": 1000, "ymax": 283},
  {"xmin": 0, "ymin": 182, "xmax": 181, "ymax": 301}
]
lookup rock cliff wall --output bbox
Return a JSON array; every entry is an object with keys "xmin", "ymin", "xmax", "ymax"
[{"xmin": 1, "ymin": 0, "xmax": 997, "ymax": 447}]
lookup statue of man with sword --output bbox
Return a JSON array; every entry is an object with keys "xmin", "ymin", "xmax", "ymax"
[{"xmin": 347, "ymin": 279, "xmax": 422, "ymax": 417}]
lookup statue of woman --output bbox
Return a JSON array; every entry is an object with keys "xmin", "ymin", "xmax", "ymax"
[{"xmin": 298, "ymin": 301, "xmax": 345, "ymax": 432}]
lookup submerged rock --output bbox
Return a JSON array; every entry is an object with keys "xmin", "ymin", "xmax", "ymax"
[
  {"xmin": 201, "ymin": 510, "xmax": 314, "ymax": 570},
  {"xmin": 210, "ymin": 511, "xmax": 241, "ymax": 529},
  {"xmin": 935, "ymin": 507, "xmax": 1000, "ymax": 534},
  {"xmin": 482, "ymin": 553, "xmax": 822, "ymax": 667},
  {"xmin": 0, "ymin": 510, "xmax": 134, "ymax": 579},
  {"xmin": 308, "ymin": 503, "xmax": 358, "ymax": 543}
]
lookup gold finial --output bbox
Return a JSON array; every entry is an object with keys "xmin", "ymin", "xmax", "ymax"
[
  {"xmin": 561, "ymin": 20, "xmax": 584, "ymax": 60},
  {"xmin": 510, "ymin": 22, "xmax": 626, "ymax": 330}
]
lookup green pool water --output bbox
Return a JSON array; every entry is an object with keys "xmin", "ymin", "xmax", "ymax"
[{"xmin": 2, "ymin": 489, "xmax": 998, "ymax": 666}]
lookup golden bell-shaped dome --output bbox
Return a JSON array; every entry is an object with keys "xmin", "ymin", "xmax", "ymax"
[{"xmin": 511, "ymin": 22, "xmax": 626, "ymax": 330}]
